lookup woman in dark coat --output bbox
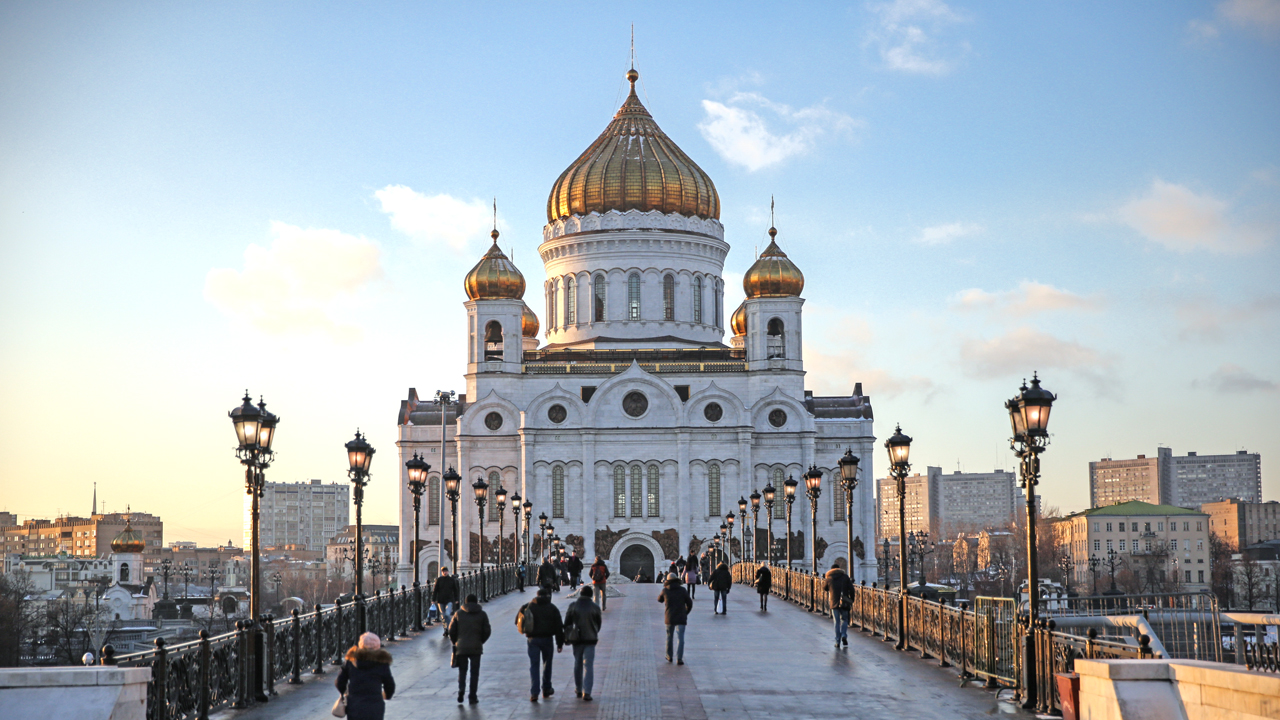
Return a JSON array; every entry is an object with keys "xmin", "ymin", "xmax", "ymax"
[
  {"xmin": 754, "ymin": 564, "xmax": 772, "ymax": 610},
  {"xmin": 336, "ymin": 632, "xmax": 395, "ymax": 720}
]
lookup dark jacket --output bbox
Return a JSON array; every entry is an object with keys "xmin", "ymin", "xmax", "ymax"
[
  {"xmin": 825, "ymin": 568, "xmax": 854, "ymax": 610},
  {"xmin": 754, "ymin": 565, "xmax": 772, "ymax": 593},
  {"xmin": 536, "ymin": 561, "xmax": 557, "ymax": 588},
  {"xmin": 567, "ymin": 556, "xmax": 584, "ymax": 575},
  {"xmin": 447, "ymin": 601, "xmax": 491, "ymax": 656},
  {"xmin": 657, "ymin": 577, "xmax": 693, "ymax": 626},
  {"xmin": 563, "ymin": 596, "xmax": 603, "ymax": 646},
  {"xmin": 432, "ymin": 575, "xmax": 459, "ymax": 604},
  {"xmin": 520, "ymin": 595, "xmax": 565, "ymax": 647},
  {"xmin": 336, "ymin": 647, "xmax": 395, "ymax": 720},
  {"xmin": 708, "ymin": 564, "xmax": 733, "ymax": 592},
  {"xmin": 589, "ymin": 561, "xmax": 610, "ymax": 585}
]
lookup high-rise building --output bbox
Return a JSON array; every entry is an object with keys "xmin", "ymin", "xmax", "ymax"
[
  {"xmin": 937, "ymin": 469, "xmax": 1018, "ymax": 538},
  {"xmin": 1089, "ymin": 448, "xmax": 1171, "ymax": 507},
  {"xmin": 247, "ymin": 479, "xmax": 350, "ymax": 553},
  {"xmin": 876, "ymin": 467, "xmax": 940, "ymax": 543},
  {"xmin": 1, "ymin": 511, "xmax": 163, "ymax": 559},
  {"xmin": 1169, "ymin": 451, "xmax": 1262, "ymax": 507},
  {"xmin": 1203, "ymin": 499, "xmax": 1280, "ymax": 548}
]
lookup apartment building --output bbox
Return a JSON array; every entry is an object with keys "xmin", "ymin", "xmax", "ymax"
[
  {"xmin": 1203, "ymin": 499, "xmax": 1280, "ymax": 548},
  {"xmin": 1060, "ymin": 500, "xmax": 1210, "ymax": 593},
  {"xmin": 246, "ymin": 479, "xmax": 350, "ymax": 553}
]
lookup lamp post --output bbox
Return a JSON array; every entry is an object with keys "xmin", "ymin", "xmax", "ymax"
[
  {"xmin": 434, "ymin": 390, "xmax": 456, "ymax": 577},
  {"xmin": 522, "ymin": 500, "xmax": 532, "ymax": 565},
  {"xmin": 538, "ymin": 513, "xmax": 548, "ymax": 560},
  {"xmin": 885, "ymin": 424, "xmax": 913, "ymax": 650},
  {"xmin": 405, "ymin": 452, "xmax": 430, "ymax": 630},
  {"xmin": 205, "ymin": 567, "xmax": 224, "ymax": 627},
  {"xmin": 718, "ymin": 522, "xmax": 729, "ymax": 567},
  {"xmin": 473, "ymin": 476, "xmax": 489, "ymax": 596},
  {"xmin": 804, "ymin": 466, "xmax": 823, "ymax": 576},
  {"xmin": 1102, "ymin": 548, "xmax": 1122, "ymax": 594},
  {"xmin": 159, "ymin": 559, "xmax": 173, "ymax": 601},
  {"xmin": 879, "ymin": 537, "xmax": 894, "ymax": 585},
  {"xmin": 495, "ymin": 485, "xmax": 507, "ymax": 573},
  {"xmin": 345, "ymin": 430, "xmax": 375, "ymax": 633},
  {"xmin": 838, "ymin": 449, "xmax": 860, "ymax": 581},
  {"xmin": 229, "ymin": 392, "xmax": 277, "ymax": 704},
  {"xmin": 1005, "ymin": 373, "xmax": 1055, "ymax": 711},
  {"xmin": 269, "ymin": 571, "xmax": 283, "ymax": 609},
  {"xmin": 442, "ymin": 467, "xmax": 461, "ymax": 573},
  {"xmin": 726, "ymin": 513, "xmax": 736, "ymax": 566},
  {"xmin": 737, "ymin": 498, "xmax": 748, "ymax": 565},
  {"xmin": 179, "ymin": 565, "xmax": 194, "ymax": 602},
  {"xmin": 907, "ymin": 531, "xmax": 935, "ymax": 585},
  {"xmin": 762, "ymin": 483, "xmax": 776, "ymax": 565},
  {"xmin": 783, "ymin": 475, "xmax": 798, "ymax": 570},
  {"xmin": 1057, "ymin": 551, "xmax": 1073, "ymax": 599},
  {"xmin": 750, "ymin": 490, "xmax": 761, "ymax": 561},
  {"xmin": 1088, "ymin": 554, "xmax": 1101, "ymax": 596}
]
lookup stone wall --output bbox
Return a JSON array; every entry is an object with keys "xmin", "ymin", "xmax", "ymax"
[
  {"xmin": 0, "ymin": 666, "xmax": 150, "ymax": 720},
  {"xmin": 1075, "ymin": 658, "xmax": 1280, "ymax": 720}
]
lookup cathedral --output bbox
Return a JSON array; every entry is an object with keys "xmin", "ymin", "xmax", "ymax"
[{"xmin": 396, "ymin": 68, "xmax": 877, "ymax": 584}]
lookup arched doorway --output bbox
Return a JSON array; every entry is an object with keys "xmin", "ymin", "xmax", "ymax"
[{"xmin": 620, "ymin": 544, "xmax": 655, "ymax": 583}]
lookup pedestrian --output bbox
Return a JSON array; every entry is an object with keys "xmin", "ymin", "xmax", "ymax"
[
  {"xmin": 754, "ymin": 563, "xmax": 772, "ymax": 610},
  {"xmin": 682, "ymin": 562, "xmax": 699, "ymax": 600},
  {"xmin": 564, "ymin": 585, "xmax": 603, "ymax": 701},
  {"xmin": 588, "ymin": 556, "xmax": 610, "ymax": 610},
  {"xmin": 517, "ymin": 561, "xmax": 526, "ymax": 592},
  {"xmin": 558, "ymin": 557, "xmax": 570, "ymax": 590},
  {"xmin": 825, "ymin": 560, "xmax": 854, "ymax": 648},
  {"xmin": 536, "ymin": 556, "xmax": 557, "ymax": 591},
  {"xmin": 657, "ymin": 574, "xmax": 693, "ymax": 665},
  {"xmin": 567, "ymin": 552, "xmax": 584, "ymax": 588},
  {"xmin": 517, "ymin": 587, "xmax": 564, "ymax": 702},
  {"xmin": 432, "ymin": 567, "xmax": 460, "ymax": 637},
  {"xmin": 676, "ymin": 556, "xmax": 686, "ymax": 573},
  {"xmin": 335, "ymin": 632, "xmax": 395, "ymax": 720},
  {"xmin": 446, "ymin": 593, "xmax": 491, "ymax": 704},
  {"xmin": 708, "ymin": 561, "xmax": 733, "ymax": 615}
]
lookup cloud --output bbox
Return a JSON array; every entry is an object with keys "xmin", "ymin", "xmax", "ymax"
[
  {"xmin": 1187, "ymin": 0, "xmax": 1280, "ymax": 41},
  {"xmin": 958, "ymin": 327, "xmax": 1115, "ymax": 393},
  {"xmin": 204, "ymin": 222, "xmax": 382, "ymax": 342},
  {"xmin": 1199, "ymin": 364, "xmax": 1278, "ymax": 393},
  {"xmin": 1118, "ymin": 179, "xmax": 1273, "ymax": 253},
  {"xmin": 914, "ymin": 221, "xmax": 983, "ymax": 245},
  {"xmin": 1175, "ymin": 293, "xmax": 1280, "ymax": 341},
  {"xmin": 698, "ymin": 93, "xmax": 860, "ymax": 171},
  {"xmin": 865, "ymin": 0, "xmax": 970, "ymax": 75},
  {"xmin": 805, "ymin": 346, "xmax": 937, "ymax": 401},
  {"xmin": 953, "ymin": 281, "xmax": 1100, "ymax": 318},
  {"xmin": 374, "ymin": 185, "xmax": 494, "ymax": 250}
]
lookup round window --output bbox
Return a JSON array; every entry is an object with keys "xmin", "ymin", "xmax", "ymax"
[
  {"xmin": 484, "ymin": 412, "xmax": 503, "ymax": 431},
  {"xmin": 622, "ymin": 391, "xmax": 648, "ymax": 418},
  {"xmin": 547, "ymin": 404, "xmax": 567, "ymax": 424},
  {"xmin": 768, "ymin": 408, "xmax": 787, "ymax": 428},
  {"xmin": 704, "ymin": 402, "xmax": 723, "ymax": 422}
]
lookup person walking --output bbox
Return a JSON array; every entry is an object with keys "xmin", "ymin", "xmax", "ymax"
[
  {"xmin": 518, "ymin": 587, "xmax": 564, "ymax": 702},
  {"xmin": 564, "ymin": 585, "xmax": 603, "ymax": 701},
  {"xmin": 447, "ymin": 593, "xmax": 491, "ymax": 704},
  {"xmin": 536, "ymin": 557, "xmax": 557, "ymax": 592},
  {"xmin": 657, "ymin": 574, "xmax": 693, "ymax": 664},
  {"xmin": 517, "ymin": 561, "xmax": 526, "ymax": 592},
  {"xmin": 754, "ymin": 563, "xmax": 772, "ymax": 610},
  {"xmin": 567, "ymin": 553, "xmax": 584, "ymax": 589},
  {"xmin": 708, "ymin": 561, "xmax": 733, "ymax": 615},
  {"xmin": 588, "ymin": 556, "xmax": 610, "ymax": 610},
  {"xmin": 432, "ymin": 567, "xmax": 460, "ymax": 637},
  {"xmin": 824, "ymin": 560, "xmax": 854, "ymax": 648},
  {"xmin": 335, "ymin": 632, "xmax": 395, "ymax": 720},
  {"xmin": 682, "ymin": 562, "xmax": 699, "ymax": 600}
]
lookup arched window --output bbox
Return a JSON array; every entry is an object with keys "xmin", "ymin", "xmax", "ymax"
[
  {"xmin": 663, "ymin": 274, "xmax": 675, "ymax": 320},
  {"xmin": 488, "ymin": 471, "xmax": 502, "ymax": 523},
  {"xmin": 767, "ymin": 318, "xmax": 785, "ymax": 359},
  {"xmin": 120, "ymin": 563, "xmax": 130, "ymax": 582},
  {"xmin": 552, "ymin": 466, "xmax": 565, "ymax": 518},
  {"xmin": 693, "ymin": 276, "xmax": 703, "ymax": 324},
  {"xmin": 565, "ymin": 276, "xmax": 576, "ymax": 325},
  {"xmin": 484, "ymin": 321, "xmax": 503, "ymax": 360},
  {"xmin": 647, "ymin": 465, "xmax": 660, "ymax": 517},
  {"xmin": 593, "ymin": 274, "xmax": 606, "ymax": 322},
  {"xmin": 833, "ymin": 478, "xmax": 846, "ymax": 522},
  {"xmin": 428, "ymin": 475, "xmax": 440, "ymax": 525},
  {"xmin": 613, "ymin": 466, "xmax": 626, "ymax": 518},
  {"xmin": 546, "ymin": 284, "xmax": 554, "ymax": 329},
  {"xmin": 628, "ymin": 273, "xmax": 641, "ymax": 320},
  {"xmin": 708, "ymin": 464, "xmax": 721, "ymax": 516},
  {"xmin": 630, "ymin": 465, "xmax": 643, "ymax": 517},
  {"xmin": 771, "ymin": 468, "xmax": 786, "ymax": 518},
  {"xmin": 714, "ymin": 281, "xmax": 722, "ymax": 327},
  {"xmin": 551, "ymin": 283, "xmax": 559, "ymax": 328}
]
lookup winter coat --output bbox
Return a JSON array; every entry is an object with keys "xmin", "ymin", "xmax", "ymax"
[
  {"xmin": 567, "ymin": 556, "xmax": 584, "ymax": 575},
  {"xmin": 589, "ymin": 561, "xmax": 610, "ymax": 585},
  {"xmin": 682, "ymin": 567, "xmax": 699, "ymax": 585},
  {"xmin": 432, "ymin": 575, "xmax": 459, "ymax": 604},
  {"xmin": 447, "ymin": 601, "xmax": 491, "ymax": 656},
  {"xmin": 825, "ymin": 568, "xmax": 854, "ymax": 610},
  {"xmin": 657, "ymin": 577, "xmax": 693, "ymax": 626},
  {"xmin": 536, "ymin": 561, "xmax": 557, "ymax": 588},
  {"xmin": 335, "ymin": 647, "xmax": 395, "ymax": 720},
  {"xmin": 708, "ymin": 565, "xmax": 733, "ymax": 592},
  {"xmin": 754, "ymin": 565, "xmax": 772, "ymax": 594},
  {"xmin": 519, "ymin": 595, "xmax": 565, "ymax": 646},
  {"xmin": 563, "ymin": 596, "xmax": 603, "ymax": 646}
]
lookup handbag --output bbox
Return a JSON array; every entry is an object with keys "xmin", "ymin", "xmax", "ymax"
[
  {"xmin": 331, "ymin": 694, "xmax": 346, "ymax": 718},
  {"xmin": 564, "ymin": 618, "xmax": 581, "ymax": 644}
]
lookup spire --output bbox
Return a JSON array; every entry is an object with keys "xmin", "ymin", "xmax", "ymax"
[
  {"xmin": 92, "ymin": 482, "xmax": 96, "ymax": 517},
  {"xmin": 492, "ymin": 198, "xmax": 499, "ymax": 242}
]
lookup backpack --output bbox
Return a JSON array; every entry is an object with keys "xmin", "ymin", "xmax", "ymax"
[{"xmin": 515, "ymin": 602, "xmax": 537, "ymax": 636}]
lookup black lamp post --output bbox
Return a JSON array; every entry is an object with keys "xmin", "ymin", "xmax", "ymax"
[
  {"xmin": 205, "ymin": 567, "xmax": 224, "ymax": 626},
  {"xmin": 783, "ymin": 476, "xmax": 798, "ymax": 570},
  {"xmin": 159, "ymin": 559, "xmax": 173, "ymax": 601},
  {"xmin": 1088, "ymin": 554, "xmax": 1101, "ymax": 596},
  {"xmin": 442, "ymin": 467, "xmax": 461, "ymax": 573},
  {"xmin": 737, "ymin": 497, "xmax": 748, "ymax": 565},
  {"xmin": 229, "ymin": 391, "xmax": 277, "ymax": 704},
  {"xmin": 749, "ymin": 490, "xmax": 761, "ymax": 561},
  {"xmin": 1005, "ymin": 373, "xmax": 1055, "ymax": 710},
  {"xmin": 495, "ymin": 485, "xmax": 507, "ymax": 571},
  {"xmin": 405, "ymin": 452, "xmax": 430, "ymax": 630},
  {"xmin": 726, "ymin": 513, "xmax": 736, "ymax": 566},
  {"xmin": 907, "ymin": 531, "xmax": 935, "ymax": 584},
  {"xmin": 538, "ymin": 513, "xmax": 548, "ymax": 560},
  {"xmin": 1103, "ymin": 548, "xmax": 1122, "ymax": 594},
  {"xmin": 473, "ymin": 476, "xmax": 489, "ymax": 595},
  {"xmin": 522, "ymin": 500, "xmax": 533, "ymax": 565},
  {"xmin": 804, "ymin": 466, "xmax": 823, "ymax": 575},
  {"xmin": 762, "ymin": 483, "xmax": 776, "ymax": 565},
  {"xmin": 885, "ymin": 424, "xmax": 913, "ymax": 650},
  {"xmin": 838, "ymin": 449, "xmax": 860, "ymax": 580},
  {"xmin": 269, "ymin": 571, "xmax": 283, "ymax": 608},
  {"xmin": 718, "ymin": 522, "xmax": 729, "ymax": 567},
  {"xmin": 345, "ymin": 430, "xmax": 374, "ymax": 633}
]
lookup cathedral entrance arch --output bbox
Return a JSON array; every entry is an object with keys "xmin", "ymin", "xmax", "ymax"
[{"xmin": 620, "ymin": 545, "xmax": 655, "ymax": 583}]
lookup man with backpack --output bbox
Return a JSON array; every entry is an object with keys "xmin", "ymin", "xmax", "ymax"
[
  {"xmin": 563, "ymin": 586, "xmax": 603, "ymax": 701},
  {"xmin": 588, "ymin": 556, "xmax": 610, "ymax": 610},
  {"xmin": 567, "ymin": 552, "xmax": 584, "ymax": 589},
  {"xmin": 432, "ymin": 567, "xmax": 459, "ymax": 637},
  {"xmin": 515, "ymin": 587, "xmax": 564, "ymax": 702},
  {"xmin": 825, "ymin": 560, "xmax": 855, "ymax": 648},
  {"xmin": 536, "ymin": 557, "xmax": 557, "ymax": 592}
]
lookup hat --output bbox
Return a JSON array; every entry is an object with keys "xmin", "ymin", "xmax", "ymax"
[{"xmin": 358, "ymin": 632, "xmax": 381, "ymax": 650}]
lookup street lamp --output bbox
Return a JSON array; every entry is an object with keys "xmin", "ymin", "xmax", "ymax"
[
  {"xmin": 345, "ymin": 429, "xmax": 374, "ymax": 633},
  {"xmin": 719, "ymin": 522, "xmax": 729, "ymax": 567},
  {"xmin": 269, "ymin": 571, "xmax": 283, "ymax": 608},
  {"xmin": 885, "ymin": 423, "xmax": 913, "ymax": 650},
  {"xmin": 538, "ymin": 513, "xmax": 548, "ymax": 560},
  {"xmin": 749, "ymin": 490, "xmax": 761, "ymax": 562},
  {"xmin": 1006, "ymin": 373, "xmax": 1055, "ymax": 710},
  {"xmin": 441, "ymin": 467, "xmax": 461, "ymax": 573},
  {"xmin": 495, "ymin": 484, "xmax": 507, "ymax": 573},
  {"xmin": 229, "ymin": 391, "xmax": 277, "ymax": 704},
  {"xmin": 522, "ymin": 499, "xmax": 533, "ymax": 565},
  {"xmin": 762, "ymin": 483, "xmax": 776, "ymax": 565},
  {"xmin": 405, "ymin": 452, "xmax": 430, "ymax": 630},
  {"xmin": 159, "ymin": 559, "xmax": 173, "ymax": 601},
  {"xmin": 725, "ymin": 512, "xmax": 736, "ymax": 566},
  {"xmin": 737, "ymin": 498, "xmax": 748, "ymax": 565},
  {"xmin": 838, "ymin": 449, "xmax": 860, "ymax": 580},
  {"xmin": 804, "ymin": 465, "xmax": 823, "ymax": 575},
  {"xmin": 783, "ymin": 475, "xmax": 798, "ymax": 570},
  {"xmin": 473, "ymin": 477, "xmax": 489, "ymax": 596}
]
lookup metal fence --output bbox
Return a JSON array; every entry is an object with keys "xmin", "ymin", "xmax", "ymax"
[
  {"xmin": 104, "ymin": 564, "xmax": 519, "ymax": 720},
  {"xmin": 1039, "ymin": 591, "xmax": 1221, "ymax": 662},
  {"xmin": 1028, "ymin": 622, "xmax": 1152, "ymax": 713}
]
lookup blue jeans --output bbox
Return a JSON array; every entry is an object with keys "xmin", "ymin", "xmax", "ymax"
[
  {"xmin": 713, "ymin": 589, "xmax": 728, "ymax": 613},
  {"xmin": 527, "ymin": 637, "xmax": 555, "ymax": 696},
  {"xmin": 665, "ymin": 624, "xmax": 685, "ymax": 661},
  {"xmin": 593, "ymin": 583, "xmax": 607, "ymax": 610},
  {"xmin": 572, "ymin": 644, "xmax": 595, "ymax": 694},
  {"xmin": 437, "ymin": 601, "xmax": 454, "ymax": 629},
  {"xmin": 832, "ymin": 607, "xmax": 850, "ymax": 641}
]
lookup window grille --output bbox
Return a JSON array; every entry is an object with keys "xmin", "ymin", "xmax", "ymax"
[
  {"xmin": 663, "ymin": 274, "xmax": 675, "ymax": 321},
  {"xmin": 708, "ymin": 464, "xmax": 721, "ymax": 516},
  {"xmin": 647, "ymin": 465, "xmax": 660, "ymax": 517},
  {"xmin": 628, "ymin": 273, "xmax": 641, "ymax": 320},
  {"xmin": 693, "ymin": 276, "xmax": 703, "ymax": 323},
  {"xmin": 613, "ymin": 466, "xmax": 626, "ymax": 518},
  {"xmin": 565, "ymin": 277, "xmax": 576, "ymax": 324},
  {"xmin": 772, "ymin": 468, "xmax": 786, "ymax": 518},
  {"xmin": 630, "ymin": 465, "xmax": 643, "ymax": 517},
  {"xmin": 594, "ymin": 274, "xmax": 606, "ymax": 321},
  {"xmin": 552, "ymin": 466, "xmax": 565, "ymax": 518},
  {"xmin": 833, "ymin": 481, "xmax": 846, "ymax": 521}
]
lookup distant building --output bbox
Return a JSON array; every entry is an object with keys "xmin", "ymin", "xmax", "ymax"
[
  {"xmin": 1203, "ymin": 499, "xmax": 1280, "ymax": 549},
  {"xmin": 1060, "ymin": 500, "xmax": 1210, "ymax": 593},
  {"xmin": 0, "ymin": 512, "xmax": 16, "ymax": 527},
  {"xmin": 937, "ymin": 469, "xmax": 1018, "ymax": 538},
  {"xmin": 1, "ymin": 511, "xmax": 163, "ymax": 560},
  {"xmin": 1169, "ymin": 450, "xmax": 1262, "ymax": 507},
  {"xmin": 247, "ymin": 479, "xmax": 350, "ymax": 553},
  {"xmin": 876, "ymin": 467, "xmax": 940, "ymax": 543},
  {"xmin": 1089, "ymin": 448, "xmax": 1171, "ymax": 507},
  {"xmin": 324, "ymin": 525, "xmax": 400, "ymax": 583},
  {"xmin": 976, "ymin": 529, "xmax": 1016, "ymax": 571}
]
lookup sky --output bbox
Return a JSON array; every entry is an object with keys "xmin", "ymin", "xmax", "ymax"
[{"xmin": 1, "ymin": 1, "xmax": 1277, "ymax": 546}]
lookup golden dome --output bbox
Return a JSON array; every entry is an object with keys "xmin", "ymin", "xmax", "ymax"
[
  {"xmin": 464, "ymin": 230, "xmax": 526, "ymax": 300},
  {"xmin": 730, "ymin": 301, "xmax": 747, "ymax": 336},
  {"xmin": 743, "ymin": 227, "xmax": 804, "ymax": 298},
  {"xmin": 110, "ymin": 520, "xmax": 146, "ymax": 554},
  {"xmin": 547, "ymin": 69, "xmax": 720, "ymax": 222},
  {"xmin": 521, "ymin": 303, "xmax": 540, "ymax": 338}
]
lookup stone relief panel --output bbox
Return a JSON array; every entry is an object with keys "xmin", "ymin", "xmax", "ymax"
[
  {"xmin": 853, "ymin": 536, "xmax": 866, "ymax": 560},
  {"xmin": 688, "ymin": 534, "xmax": 706, "ymax": 556},
  {"xmin": 595, "ymin": 525, "xmax": 628, "ymax": 560},
  {"xmin": 651, "ymin": 528, "xmax": 680, "ymax": 560},
  {"xmin": 814, "ymin": 535, "xmax": 828, "ymax": 561},
  {"xmin": 565, "ymin": 534, "xmax": 585, "ymax": 558}
]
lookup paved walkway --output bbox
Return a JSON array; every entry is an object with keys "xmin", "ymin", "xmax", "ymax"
[{"xmin": 218, "ymin": 583, "xmax": 1028, "ymax": 720}]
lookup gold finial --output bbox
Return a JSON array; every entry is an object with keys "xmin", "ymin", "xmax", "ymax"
[
  {"xmin": 769, "ymin": 196, "xmax": 777, "ymax": 238},
  {"xmin": 627, "ymin": 25, "xmax": 638, "ymax": 90},
  {"xmin": 492, "ymin": 198, "xmax": 499, "ymax": 241}
]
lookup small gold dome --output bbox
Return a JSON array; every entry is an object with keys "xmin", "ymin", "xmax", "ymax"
[
  {"xmin": 111, "ymin": 521, "xmax": 146, "ymax": 554},
  {"xmin": 743, "ymin": 228, "xmax": 804, "ymax": 298},
  {"xmin": 521, "ymin": 303, "xmax": 540, "ymax": 338},
  {"xmin": 730, "ymin": 301, "xmax": 747, "ymax": 336},
  {"xmin": 464, "ymin": 230, "xmax": 526, "ymax": 300},
  {"xmin": 547, "ymin": 69, "xmax": 720, "ymax": 222}
]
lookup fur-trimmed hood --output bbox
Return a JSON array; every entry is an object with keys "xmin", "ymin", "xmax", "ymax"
[{"xmin": 344, "ymin": 646, "xmax": 393, "ymax": 666}]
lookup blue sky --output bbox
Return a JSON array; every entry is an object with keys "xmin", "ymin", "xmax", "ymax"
[{"xmin": 2, "ymin": 1, "xmax": 1277, "ymax": 545}]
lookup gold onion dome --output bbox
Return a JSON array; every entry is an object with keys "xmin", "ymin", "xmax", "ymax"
[
  {"xmin": 521, "ymin": 303, "xmax": 540, "ymax": 338},
  {"xmin": 464, "ymin": 230, "xmax": 526, "ymax": 300},
  {"xmin": 546, "ymin": 68, "xmax": 720, "ymax": 222},
  {"xmin": 111, "ymin": 521, "xmax": 146, "ymax": 554},
  {"xmin": 743, "ymin": 227, "xmax": 804, "ymax": 298},
  {"xmin": 730, "ymin": 301, "xmax": 747, "ymax": 336}
]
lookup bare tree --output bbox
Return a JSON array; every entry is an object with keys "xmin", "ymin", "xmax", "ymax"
[
  {"xmin": 0, "ymin": 571, "xmax": 39, "ymax": 666},
  {"xmin": 43, "ymin": 597, "xmax": 119, "ymax": 666},
  {"xmin": 1209, "ymin": 533, "xmax": 1236, "ymax": 608},
  {"xmin": 1234, "ymin": 553, "xmax": 1265, "ymax": 612}
]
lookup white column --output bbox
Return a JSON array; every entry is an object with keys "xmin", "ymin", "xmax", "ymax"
[
  {"xmin": 581, "ymin": 431, "xmax": 597, "ymax": 561},
  {"xmin": 677, "ymin": 431, "xmax": 691, "ymax": 558}
]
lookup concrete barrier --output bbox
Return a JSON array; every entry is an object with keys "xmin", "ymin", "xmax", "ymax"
[
  {"xmin": 1076, "ymin": 657, "xmax": 1280, "ymax": 720},
  {"xmin": 0, "ymin": 666, "xmax": 151, "ymax": 720}
]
